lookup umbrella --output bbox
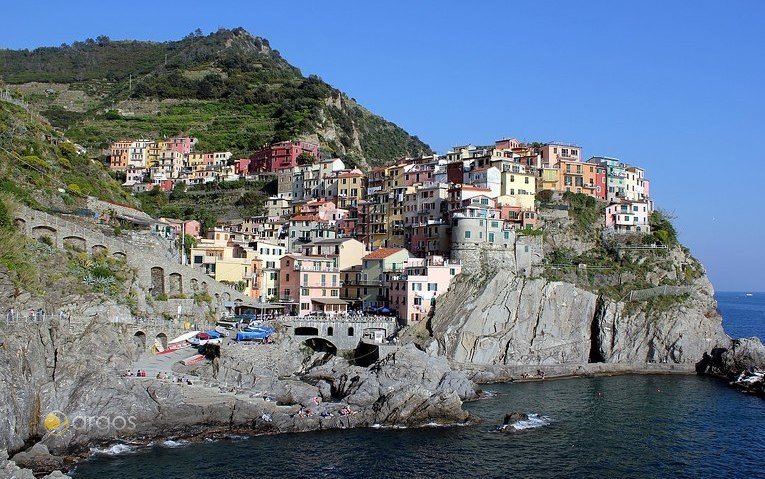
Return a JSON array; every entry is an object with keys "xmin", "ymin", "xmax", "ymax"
[{"xmin": 379, "ymin": 307, "xmax": 393, "ymax": 314}]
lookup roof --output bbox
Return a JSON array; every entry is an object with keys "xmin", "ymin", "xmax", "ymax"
[
  {"xmin": 337, "ymin": 171, "xmax": 365, "ymax": 178},
  {"xmin": 310, "ymin": 237, "xmax": 358, "ymax": 245},
  {"xmin": 362, "ymin": 248, "xmax": 407, "ymax": 260},
  {"xmin": 311, "ymin": 298, "xmax": 349, "ymax": 305},
  {"xmin": 289, "ymin": 214, "xmax": 326, "ymax": 222}
]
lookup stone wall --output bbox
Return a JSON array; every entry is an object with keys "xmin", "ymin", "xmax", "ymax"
[
  {"xmin": 283, "ymin": 316, "xmax": 398, "ymax": 350},
  {"xmin": 13, "ymin": 206, "xmax": 253, "ymax": 306},
  {"xmin": 451, "ymin": 235, "xmax": 544, "ymax": 276}
]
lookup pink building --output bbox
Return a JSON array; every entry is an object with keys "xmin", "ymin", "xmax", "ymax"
[
  {"xmin": 249, "ymin": 141, "xmax": 319, "ymax": 173},
  {"xmin": 301, "ymin": 199, "xmax": 348, "ymax": 223},
  {"xmin": 279, "ymin": 254, "xmax": 347, "ymax": 316},
  {"xmin": 495, "ymin": 138, "xmax": 521, "ymax": 150},
  {"xmin": 388, "ymin": 256, "xmax": 462, "ymax": 324},
  {"xmin": 165, "ymin": 137, "xmax": 197, "ymax": 155},
  {"xmin": 540, "ymin": 143, "xmax": 582, "ymax": 167},
  {"xmin": 234, "ymin": 158, "xmax": 251, "ymax": 176}
]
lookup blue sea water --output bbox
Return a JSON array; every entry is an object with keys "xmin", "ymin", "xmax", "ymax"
[
  {"xmin": 716, "ymin": 291, "xmax": 764, "ymax": 340},
  {"xmin": 71, "ymin": 292, "xmax": 765, "ymax": 479}
]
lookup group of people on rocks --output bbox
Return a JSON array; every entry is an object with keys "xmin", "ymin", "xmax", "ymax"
[{"xmin": 519, "ymin": 369, "xmax": 545, "ymax": 380}]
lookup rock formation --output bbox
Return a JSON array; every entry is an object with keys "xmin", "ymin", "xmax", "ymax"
[{"xmin": 696, "ymin": 337, "xmax": 765, "ymax": 397}]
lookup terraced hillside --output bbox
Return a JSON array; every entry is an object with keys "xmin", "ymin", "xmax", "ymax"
[{"xmin": 0, "ymin": 28, "xmax": 432, "ymax": 168}]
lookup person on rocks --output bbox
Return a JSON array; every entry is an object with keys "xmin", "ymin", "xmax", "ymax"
[{"xmin": 212, "ymin": 356, "xmax": 221, "ymax": 379}]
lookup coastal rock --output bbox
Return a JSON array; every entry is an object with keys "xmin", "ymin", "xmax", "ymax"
[
  {"xmin": 503, "ymin": 412, "xmax": 529, "ymax": 424},
  {"xmin": 696, "ymin": 337, "xmax": 765, "ymax": 397},
  {"xmin": 405, "ymin": 268, "xmax": 729, "ymax": 371},
  {"xmin": 10, "ymin": 443, "xmax": 64, "ymax": 473},
  {"xmin": 0, "ymin": 449, "xmax": 71, "ymax": 479}
]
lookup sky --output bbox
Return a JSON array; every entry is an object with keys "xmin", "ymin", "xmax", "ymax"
[{"xmin": 1, "ymin": 0, "xmax": 763, "ymax": 291}]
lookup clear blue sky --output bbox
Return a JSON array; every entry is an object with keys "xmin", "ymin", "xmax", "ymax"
[{"xmin": 2, "ymin": 0, "xmax": 763, "ymax": 291}]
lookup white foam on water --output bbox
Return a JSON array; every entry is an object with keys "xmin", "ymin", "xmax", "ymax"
[
  {"xmin": 90, "ymin": 443, "xmax": 136, "ymax": 456},
  {"xmin": 511, "ymin": 413, "xmax": 551, "ymax": 430},
  {"xmin": 161, "ymin": 439, "xmax": 188, "ymax": 448}
]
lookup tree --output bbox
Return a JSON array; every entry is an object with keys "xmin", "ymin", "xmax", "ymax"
[
  {"xmin": 175, "ymin": 233, "xmax": 198, "ymax": 259},
  {"xmin": 169, "ymin": 182, "xmax": 187, "ymax": 200}
]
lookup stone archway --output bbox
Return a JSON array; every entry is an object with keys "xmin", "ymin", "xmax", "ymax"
[
  {"xmin": 31, "ymin": 225, "xmax": 57, "ymax": 245},
  {"xmin": 133, "ymin": 331, "xmax": 147, "ymax": 350},
  {"xmin": 168, "ymin": 272, "xmax": 183, "ymax": 296},
  {"xmin": 222, "ymin": 292, "xmax": 231, "ymax": 302},
  {"xmin": 113, "ymin": 251, "xmax": 127, "ymax": 260},
  {"xmin": 150, "ymin": 267, "xmax": 165, "ymax": 296},
  {"xmin": 155, "ymin": 332, "xmax": 168, "ymax": 351},
  {"xmin": 201, "ymin": 282, "xmax": 209, "ymax": 292},
  {"xmin": 303, "ymin": 338, "xmax": 337, "ymax": 355},
  {"xmin": 190, "ymin": 278, "xmax": 198, "ymax": 291},
  {"xmin": 91, "ymin": 244, "xmax": 107, "ymax": 256},
  {"xmin": 63, "ymin": 235, "xmax": 86, "ymax": 252}
]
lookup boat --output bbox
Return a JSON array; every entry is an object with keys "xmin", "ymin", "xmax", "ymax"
[
  {"xmin": 745, "ymin": 293, "xmax": 753, "ymax": 297},
  {"xmin": 189, "ymin": 330, "xmax": 223, "ymax": 346},
  {"xmin": 235, "ymin": 326, "xmax": 275, "ymax": 342}
]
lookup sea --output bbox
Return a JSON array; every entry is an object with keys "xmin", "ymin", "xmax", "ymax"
[{"xmin": 72, "ymin": 292, "xmax": 764, "ymax": 479}]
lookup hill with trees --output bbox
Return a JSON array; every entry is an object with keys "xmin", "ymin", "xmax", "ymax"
[{"xmin": 0, "ymin": 28, "xmax": 432, "ymax": 168}]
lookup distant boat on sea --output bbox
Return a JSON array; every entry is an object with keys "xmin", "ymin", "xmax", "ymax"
[{"xmin": 745, "ymin": 293, "xmax": 753, "ymax": 297}]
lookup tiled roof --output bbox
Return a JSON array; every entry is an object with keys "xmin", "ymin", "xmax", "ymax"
[
  {"xmin": 289, "ymin": 214, "xmax": 326, "ymax": 222},
  {"xmin": 362, "ymin": 248, "xmax": 407, "ymax": 260}
]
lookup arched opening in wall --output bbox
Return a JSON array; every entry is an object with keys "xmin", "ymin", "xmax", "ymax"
[
  {"xmin": 31, "ymin": 226, "xmax": 57, "ymax": 246},
  {"xmin": 155, "ymin": 332, "xmax": 168, "ymax": 351},
  {"xmin": 214, "ymin": 293, "xmax": 220, "ymax": 302},
  {"xmin": 91, "ymin": 244, "xmax": 107, "ymax": 256},
  {"xmin": 347, "ymin": 327, "xmax": 355, "ymax": 337},
  {"xmin": 113, "ymin": 251, "xmax": 127, "ymax": 261},
  {"xmin": 295, "ymin": 326, "xmax": 319, "ymax": 336},
  {"xmin": 190, "ymin": 278, "xmax": 198, "ymax": 291},
  {"xmin": 63, "ymin": 236, "xmax": 86, "ymax": 252},
  {"xmin": 13, "ymin": 218, "xmax": 26, "ymax": 234},
  {"xmin": 327, "ymin": 326, "xmax": 334, "ymax": 336},
  {"xmin": 303, "ymin": 338, "xmax": 337, "ymax": 356},
  {"xmin": 201, "ymin": 282, "xmax": 209, "ymax": 292},
  {"xmin": 352, "ymin": 341, "xmax": 380, "ymax": 367},
  {"xmin": 168, "ymin": 272, "xmax": 183, "ymax": 297},
  {"xmin": 222, "ymin": 292, "xmax": 231, "ymax": 301},
  {"xmin": 150, "ymin": 267, "xmax": 165, "ymax": 297},
  {"xmin": 133, "ymin": 331, "xmax": 147, "ymax": 350}
]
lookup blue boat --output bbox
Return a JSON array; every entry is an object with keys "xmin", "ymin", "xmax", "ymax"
[{"xmin": 235, "ymin": 326, "xmax": 275, "ymax": 342}]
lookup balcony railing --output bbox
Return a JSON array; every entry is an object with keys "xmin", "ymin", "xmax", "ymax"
[{"xmin": 294, "ymin": 265, "xmax": 339, "ymax": 272}]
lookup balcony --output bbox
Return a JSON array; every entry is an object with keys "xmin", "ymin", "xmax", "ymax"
[{"xmin": 294, "ymin": 265, "xmax": 339, "ymax": 272}]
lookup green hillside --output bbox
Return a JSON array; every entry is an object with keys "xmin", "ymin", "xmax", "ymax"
[
  {"xmin": 0, "ymin": 28, "xmax": 432, "ymax": 167},
  {"xmin": 0, "ymin": 101, "xmax": 135, "ymax": 210}
]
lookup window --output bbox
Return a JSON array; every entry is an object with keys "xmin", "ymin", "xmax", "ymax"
[
  {"xmin": 302, "ymin": 288, "xmax": 309, "ymax": 295},
  {"xmin": 465, "ymin": 230, "xmax": 471, "ymax": 239},
  {"xmin": 327, "ymin": 327, "xmax": 334, "ymax": 336},
  {"xmin": 347, "ymin": 327, "xmax": 354, "ymax": 336},
  {"xmin": 491, "ymin": 221, "xmax": 499, "ymax": 228},
  {"xmin": 300, "ymin": 303, "xmax": 309, "ymax": 310},
  {"xmin": 504, "ymin": 231, "xmax": 510, "ymax": 240},
  {"xmin": 488, "ymin": 232, "xmax": 495, "ymax": 242},
  {"xmin": 450, "ymin": 268, "xmax": 456, "ymax": 275}
]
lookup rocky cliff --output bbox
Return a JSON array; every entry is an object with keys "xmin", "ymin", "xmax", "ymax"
[
  {"xmin": 405, "ymin": 197, "xmax": 733, "ymax": 380},
  {"xmin": 410, "ymin": 268, "xmax": 728, "ymax": 371}
]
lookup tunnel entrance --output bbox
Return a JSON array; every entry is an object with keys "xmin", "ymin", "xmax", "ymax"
[
  {"xmin": 353, "ymin": 341, "xmax": 380, "ymax": 367},
  {"xmin": 303, "ymin": 338, "xmax": 338, "ymax": 356}
]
